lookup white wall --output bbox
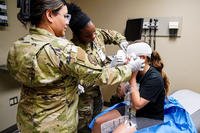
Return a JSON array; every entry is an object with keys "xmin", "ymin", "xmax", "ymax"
[{"xmin": 74, "ymin": 0, "xmax": 200, "ymax": 100}]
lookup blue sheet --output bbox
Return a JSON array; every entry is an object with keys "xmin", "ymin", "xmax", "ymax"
[{"xmin": 89, "ymin": 97, "xmax": 197, "ymax": 133}]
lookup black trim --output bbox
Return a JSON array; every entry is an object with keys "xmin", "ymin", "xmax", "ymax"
[
  {"xmin": 0, "ymin": 124, "xmax": 19, "ymax": 133},
  {"xmin": 0, "ymin": 2, "xmax": 6, "ymax": 5}
]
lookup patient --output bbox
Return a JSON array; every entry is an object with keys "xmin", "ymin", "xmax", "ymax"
[{"xmin": 92, "ymin": 41, "xmax": 170, "ymax": 133}]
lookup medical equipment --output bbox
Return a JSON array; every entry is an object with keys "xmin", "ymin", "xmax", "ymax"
[
  {"xmin": 153, "ymin": 19, "xmax": 158, "ymax": 50},
  {"xmin": 101, "ymin": 115, "xmax": 137, "ymax": 133},
  {"xmin": 148, "ymin": 18, "xmax": 152, "ymax": 46},
  {"xmin": 124, "ymin": 84, "xmax": 135, "ymax": 123},
  {"xmin": 101, "ymin": 115, "xmax": 129, "ymax": 133},
  {"xmin": 100, "ymin": 84, "xmax": 137, "ymax": 133},
  {"xmin": 143, "ymin": 28, "xmax": 147, "ymax": 42}
]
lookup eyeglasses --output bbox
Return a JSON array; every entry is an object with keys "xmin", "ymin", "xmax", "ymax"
[{"xmin": 58, "ymin": 13, "xmax": 71, "ymax": 22}]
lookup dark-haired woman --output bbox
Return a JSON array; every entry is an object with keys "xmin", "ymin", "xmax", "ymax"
[
  {"xmin": 7, "ymin": 0, "xmax": 144, "ymax": 132},
  {"xmin": 67, "ymin": 3, "xmax": 130, "ymax": 132},
  {"xmin": 92, "ymin": 41, "xmax": 170, "ymax": 133}
]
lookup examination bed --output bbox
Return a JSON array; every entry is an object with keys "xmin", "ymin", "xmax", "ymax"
[{"xmin": 171, "ymin": 89, "xmax": 200, "ymax": 132}]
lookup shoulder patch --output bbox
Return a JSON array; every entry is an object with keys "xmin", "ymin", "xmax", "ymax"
[
  {"xmin": 88, "ymin": 54, "xmax": 98, "ymax": 66},
  {"xmin": 77, "ymin": 47, "xmax": 86, "ymax": 61}
]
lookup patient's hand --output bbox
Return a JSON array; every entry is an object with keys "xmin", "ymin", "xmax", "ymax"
[{"xmin": 113, "ymin": 123, "xmax": 137, "ymax": 133}]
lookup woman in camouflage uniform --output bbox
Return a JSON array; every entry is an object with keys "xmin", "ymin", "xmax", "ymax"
[
  {"xmin": 7, "ymin": 0, "xmax": 144, "ymax": 132},
  {"xmin": 67, "ymin": 3, "xmax": 130, "ymax": 132}
]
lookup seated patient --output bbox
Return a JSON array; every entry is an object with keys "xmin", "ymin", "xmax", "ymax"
[{"xmin": 92, "ymin": 41, "xmax": 170, "ymax": 133}]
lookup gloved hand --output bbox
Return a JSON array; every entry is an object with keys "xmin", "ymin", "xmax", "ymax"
[
  {"xmin": 119, "ymin": 40, "xmax": 129, "ymax": 52},
  {"xmin": 110, "ymin": 50, "xmax": 127, "ymax": 67},
  {"xmin": 127, "ymin": 57, "xmax": 145, "ymax": 72}
]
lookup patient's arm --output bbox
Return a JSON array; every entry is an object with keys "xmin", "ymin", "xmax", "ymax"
[{"xmin": 130, "ymin": 72, "xmax": 149, "ymax": 110}]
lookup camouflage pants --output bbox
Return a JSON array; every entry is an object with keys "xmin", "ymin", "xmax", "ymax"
[{"xmin": 78, "ymin": 86, "xmax": 103, "ymax": 132}]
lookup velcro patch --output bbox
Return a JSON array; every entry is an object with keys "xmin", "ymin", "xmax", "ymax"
[
  {"xmin": 77, "ymin": 47, "xmax": 86, "ymax": 61},
  {"xmin": 71, "ymin": 45, "xmax": 78, "ymax": 53}
]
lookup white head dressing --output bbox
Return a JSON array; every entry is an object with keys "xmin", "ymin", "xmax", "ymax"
[{"xmin": 127, "ymin": 42, "xmax": 152, "ymax": 58}]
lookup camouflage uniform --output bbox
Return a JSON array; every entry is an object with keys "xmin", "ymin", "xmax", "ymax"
[
  {"xmin": 71, "ymin": 28, "xmax": 126, "ymax": 131},
  {"xmin": 7, "ymin": 27, "xmax": 131, "ymax": 133}
]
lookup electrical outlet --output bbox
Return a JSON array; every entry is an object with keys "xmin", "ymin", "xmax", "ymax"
[{"xmin": 9, "ymin": 96, "xmax": 18, "ymax": 106}]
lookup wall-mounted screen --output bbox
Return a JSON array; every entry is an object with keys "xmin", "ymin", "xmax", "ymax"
[{"xmin": 125, "ymin": 18, "xmax": 144, "ymax": 42}]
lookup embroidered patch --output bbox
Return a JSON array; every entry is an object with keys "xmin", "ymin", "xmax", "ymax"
[
  {"xmin": 88, "ymin": 54, "xmax": 98, "ymax": 66},
  {"xmin": 77, "ymin": 47, "xmax": 86, "ymax": 61}
]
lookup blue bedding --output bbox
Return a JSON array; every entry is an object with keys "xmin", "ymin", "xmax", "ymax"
[{"xmin": 89, "ymin": 96, "xmax": 197, "ymax": 133}]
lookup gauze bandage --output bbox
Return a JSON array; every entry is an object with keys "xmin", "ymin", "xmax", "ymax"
[{"xmin": 127, "ymin": 42, "xmax": 152, "ymax": 58}]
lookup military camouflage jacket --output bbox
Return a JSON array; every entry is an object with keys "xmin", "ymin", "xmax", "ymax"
[
  {"xmin": 72, "ymin": 28, "xmax": 126, "ymax": 67},
  {"xmin": 7, "ymin": 27, "xmax": 131, "ymax": 133}
]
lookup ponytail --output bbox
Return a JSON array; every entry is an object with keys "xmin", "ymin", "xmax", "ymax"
[
  {"xmin": 17, "ymin": 0, "xmax": 31, "ymax": 27},
  {"xmin": 17, "ymin": 0, "xmax": 65, "ymax": 27},
  {"xmin": 150, "ymin": 51, "xmax": 170, "ymax": 96}
]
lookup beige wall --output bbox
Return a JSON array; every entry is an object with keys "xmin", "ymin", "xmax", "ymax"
[
  {"xmin": 0, "ymin": 0, "xmax": 28, "ymax": 65},
  {"xmin": 74, "ymin": 0, "xmax": 200, "ymax": 100},
  {"xmin": 0, "ymin": 0, "xmax": 23, "ymax": 131},
  {"xmin": 0, "ymin": 70, "xmax": 20, "ymax": 131}
]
